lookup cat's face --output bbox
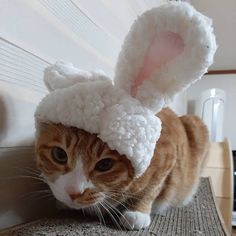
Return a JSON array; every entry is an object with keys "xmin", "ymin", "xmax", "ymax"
[{"xmin": 35, "ymin": 123, "xmax": 135, "ymax": 210}]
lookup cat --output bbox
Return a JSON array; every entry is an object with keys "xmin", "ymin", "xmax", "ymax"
[{"xmin": 35, "ymin": 107, "xmax": 209, "ymax": 230}]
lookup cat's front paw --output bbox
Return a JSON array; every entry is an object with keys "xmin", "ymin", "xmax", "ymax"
[{"xmin": 120, "ymin": 210, "xmax": 151, "ymax": 230}]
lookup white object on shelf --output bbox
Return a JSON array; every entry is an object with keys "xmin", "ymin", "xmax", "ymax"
[{"xmin": 196, "ymin": 88, "xmax": 226, "ymax": 142}]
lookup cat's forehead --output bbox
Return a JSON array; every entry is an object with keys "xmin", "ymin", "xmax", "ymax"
[
  {"xmin": 37, "ymin": 122, "xmax": 114, "ymax": 158},
  {"xmin": 38, "ymin": 123, "xmax": 83, "ymax": 144}
]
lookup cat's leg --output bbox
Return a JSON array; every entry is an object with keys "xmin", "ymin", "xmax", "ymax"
[
  {"xmin": 119, "ymin": 175, "xmax": 169, "ymax": 230},
  {"xmin": 119, "ymin": 194, "xmax": 156, "ymax": 230},
  {"xmin": 120, "ymin": 210, "xmax": 151, "ymax": 230},
  {"xmin": 151, "ymin": 175, "xmax": 177, "ymax": 214},
  {"xmin": 181, "ymin": 178, "xmax": 200, "ymax": 206},
  {"xmin": 151, "ymin": 200, "xmax": 170, "ymax": 215}
]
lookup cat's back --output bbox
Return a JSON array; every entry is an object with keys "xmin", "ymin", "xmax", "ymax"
[
  {"xmin": 157, "ymin": 107, "xmax": 209, "ymax": 161},
  {"xmin": 180, "ymin": 113, "xmax": 209, "ymax": 158},
  {"xmin": 153, "ymin": 108, "xmax": 209, "ymax": 207}
]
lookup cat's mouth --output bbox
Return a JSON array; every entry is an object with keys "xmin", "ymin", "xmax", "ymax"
[
  {"xmin": 64, "ymin": 197, "xmax": 105, "ymax": 210},
  {"xmin": 62, "ymin": 193, "xmax": 106, "ymax": 210},
  {"xmin": 63, "ymin": 191, "xmax": 123, "ymax": 211}
]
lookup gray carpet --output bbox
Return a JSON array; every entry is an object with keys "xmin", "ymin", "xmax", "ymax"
[{"xmin": 0, "ymin": 178, "xmax": 227, "ymax": 236}]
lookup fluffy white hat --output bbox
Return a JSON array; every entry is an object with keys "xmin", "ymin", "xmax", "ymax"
[{"xmin": 35, "ymin": 3, "xmax": 217, "ymax": 177}]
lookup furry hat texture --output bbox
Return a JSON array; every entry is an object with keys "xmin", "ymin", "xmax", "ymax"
[{"xmin": 35, "ymin": 3, "xmax": 217, "ymax": 177}]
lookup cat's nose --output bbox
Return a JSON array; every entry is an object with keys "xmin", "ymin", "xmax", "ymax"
[
  {"xmin": 68, "ymin": 191, "xmax": 83, "ymax": 200},
  {"xmin": 66, "ymin": 187, "xmax": 83, "ymax": 200}
]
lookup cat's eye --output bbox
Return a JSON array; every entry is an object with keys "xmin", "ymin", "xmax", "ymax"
[
  {"xmin": 51, "ymin": 147, "xmax": 68, "ymax": 164},
  {"xmin": 95, "ymin": 158, "xmax": 114, "ymax": 172}
]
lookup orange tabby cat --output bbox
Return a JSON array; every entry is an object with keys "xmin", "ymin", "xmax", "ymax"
[{"xmin": 35, "ymin": 108, "xmax": 209, "ymax": 229}]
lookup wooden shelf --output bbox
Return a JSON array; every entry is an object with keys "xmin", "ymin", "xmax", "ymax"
[{"xmin": 202, "ymin": 139, "xmax": 233, "ymax": 234}]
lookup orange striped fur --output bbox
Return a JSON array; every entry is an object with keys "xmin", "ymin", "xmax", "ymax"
[{"xmin": 35, "ymin": 108, "xmax": 209, "ymax": 228}]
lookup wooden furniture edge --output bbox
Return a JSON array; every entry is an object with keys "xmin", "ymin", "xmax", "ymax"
[
  {"xmin": 208, "ymin": 176, "xmax": 231, "ymax": 236},
  {"xmin": 224, "ymin": 138, "xmax": 234, "ymax": 233}
]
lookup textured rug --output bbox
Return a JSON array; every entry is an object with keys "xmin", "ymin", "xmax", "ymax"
[{"xmin": 0, "ymin": 178, "xmax": 228, "ymax": 236}]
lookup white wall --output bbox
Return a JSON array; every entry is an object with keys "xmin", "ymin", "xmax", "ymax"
[
  {"xmin": 0, "ymin": 0, "xmax": 166, "ymax": 147},
  {"xmin": 187, "ymin": 74, "xmax": 236, "ymax": 150},
  {"xmin": 191, "ymin": 0, "xmax": 236, "ymax": 70}
]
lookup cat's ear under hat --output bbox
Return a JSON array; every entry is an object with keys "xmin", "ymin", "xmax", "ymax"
[
  {"xmin": 114, "ymin": 3, "xmax": 217, "ymax": 113},
  {"xmin": 44, "ymin": 61, "xmax": 110, "ymax": 92}
]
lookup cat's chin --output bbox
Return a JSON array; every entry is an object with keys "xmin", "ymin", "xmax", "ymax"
[{"xmin": 56, "ymin": 199, "xmax": 104, "ymax": 212}]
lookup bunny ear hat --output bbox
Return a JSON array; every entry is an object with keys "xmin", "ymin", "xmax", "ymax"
[{"xmin": 35, "ymin": 3, "xmax": 217, "ymax": 177}]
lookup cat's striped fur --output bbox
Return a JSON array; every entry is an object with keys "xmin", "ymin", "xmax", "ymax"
[{"xmin": 35, "ymin": 108, "xmax": 209, "ymax": 229}]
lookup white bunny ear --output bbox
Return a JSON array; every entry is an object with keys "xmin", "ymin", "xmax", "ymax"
[
  {"xmin": 44, "ymin": 61, "xmax": 110, "ymax": 92},
  {"xmin": 114, "ymin": 3, "xmax": 217, "ymax": 113}
]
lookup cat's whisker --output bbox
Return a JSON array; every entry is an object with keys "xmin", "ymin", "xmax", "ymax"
[
  {"xmin": 23, "ymin": 166, "xmax": 39, "ymax": 171},
  {"xmin": 99, "ymin": 201, "xmax": 123, "ymax": 231},
  {"xmin": 93, "ymin": 206, "xmax": 101, "ymax": 225},
  {"xmin": 104, "ymin": 194, "xmax": 130, "ymax": 212},
  {"xmin": 108, "ymin": 190, "xmax": 143, "ymax": 199},
  {"xmin": 107, "ymin": 191, "xmax": 141, "ymax": 200},
  {"xmin": 0, "ymin": 175, "xmax": 44, "ymax": 182},
  {"xmin": 108, "ymin": 193, "xmax": 147, "ymax": 209},
  {"xmin": 29, "ymin": 193, "xmax": 55, "ymax": 204},
  {"xmin": 95, "ymin": 205, "xmax": 106, "ymax": 227},
  {"xmin": 2, "ymin": 191, "xmax": 50, "ymax": 208},
  {"xmin": 103, "ymin": 199, "xmax": 134, "ymax": 231},
  {"xmin": 107, "ymin": 192, "xmax": 146, "ymax": 209},
  {"xmin": 27, "ymin": 196, "xmax": 55, "ymax": 210},
  {"xmin": 16, "ymin": 189, "xmax": 53, "ymax": 202},
  {"xmin": 105, "ymin": 194, "xmax": 150, "ymax": 234},
  {"xmin": 105, "ymin": 193, "xmax": 145, "ymax": 218},
  {"xmin": 87, "ymin": 206, "xmax": 92, "ymax": 216},
  {"xmin": 17, "ymin": 166, "xmax": 40, "ymax": 175},
  {"xmin": 1, "ymin": 165, "xmax": 41, "ymax": 176},
  {"xmin": 81, "ymin": 208, "xmax": 85, "ymax": 217},
  {"xmin": 30, "ymin": 181, "xmax": 48, "ymax": 186},
  {"xmin": 17, "ymin": 192, "xmax": 55, "ymax": 211},
  {"xmin": 103, "ymin": 200, "xmax": 132, "ymax": 231},
  {"xmin": 96, "ymin": 204, "xmax": 106, "ymax": 227},
  {"xmin": 19, "ymin": 169, "xmax": 39, "ymax": 176},
  {"xmin": 104, "ymin": 193, "xmax": 148, "ymax": 231},
  {"xmin": 101, "ymin": 193, "xmax": 131, "ymax": 229}
]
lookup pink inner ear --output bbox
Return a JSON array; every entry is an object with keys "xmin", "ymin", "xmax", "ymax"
[{"xmin": 131, "ymin": 31, "xmax": 184, "ymax": 96}]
